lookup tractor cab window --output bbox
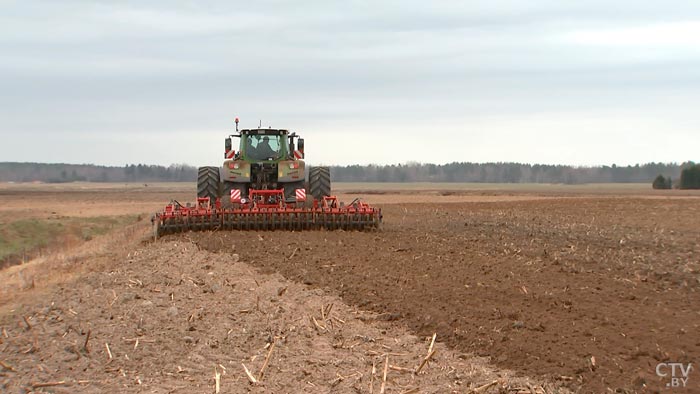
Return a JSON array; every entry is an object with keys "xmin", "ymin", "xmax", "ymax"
[{"xmin": 245, "ymin": 134, "xmax": 282, "ymax": 160}]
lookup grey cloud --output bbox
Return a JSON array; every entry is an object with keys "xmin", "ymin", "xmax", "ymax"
[{"xmin": 1, "ymin": 1, "xmax": 699, "ymax": 166}]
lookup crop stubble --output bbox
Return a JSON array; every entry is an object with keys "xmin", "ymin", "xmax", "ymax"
[{"xmin": 191, "ymin": 197, "xmax": 700, "ymax": 392}]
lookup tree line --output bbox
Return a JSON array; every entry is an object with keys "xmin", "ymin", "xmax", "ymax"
[
  {"xmin": 329, "ymin": 161, "xmax": 694, "ymax": 185},
  {"xmin": 0, "ymin": 163, "xmax": 196, "ymax": 183},
  {"xmin": 0, "ymin": 161, "xmax": 696, "ymax": 186}
]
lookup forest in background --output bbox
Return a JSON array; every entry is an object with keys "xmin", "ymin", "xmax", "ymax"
[
  {"xmin": 0, "ymin": 163, "xmax": 196, "ymax": 183},
  {"xmin": 0, "ymin": 161, "xmax": 693, "ymax": 185}
]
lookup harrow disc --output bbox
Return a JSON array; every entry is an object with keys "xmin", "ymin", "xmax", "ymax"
[{"xmin": 153, "ymin": 197, "xmax": 381, "ymax": 238}]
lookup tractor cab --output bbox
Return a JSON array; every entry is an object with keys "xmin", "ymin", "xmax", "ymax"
[
  {"xmin": 241, "ymin": 129, "xmax": 288, "ymax": 161},
  {"xmin": 224, "ymin": 128, "xmax": 304, "ymax": 162}
]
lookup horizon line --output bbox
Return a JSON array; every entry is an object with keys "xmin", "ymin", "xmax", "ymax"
[{"xmin": 0, "ymin": 160, "xmax": 696, "ymax": 169}]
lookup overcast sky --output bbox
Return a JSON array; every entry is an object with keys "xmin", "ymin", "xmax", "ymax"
[{"xmin": 1, "ymin": 1, "xmax": 699, "ymax": 167}]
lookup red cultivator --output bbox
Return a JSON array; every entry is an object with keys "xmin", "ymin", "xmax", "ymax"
[{"xmin": 153, "ymin": 189, "xmax": 382, "ymax": 238}]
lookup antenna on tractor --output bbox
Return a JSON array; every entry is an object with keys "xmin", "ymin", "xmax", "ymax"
[
  {"xmin": 235, "ymin": 117, "xmax": 239, "ymax": 132},
  {"xmin": 258, "ymin": 119, "xmax": 262, "ymax": 128}
]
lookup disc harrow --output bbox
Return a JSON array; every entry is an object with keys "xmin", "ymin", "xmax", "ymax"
[{"xmin": 153, "ymin": 189, "xmax": 381, "ymax": 238}]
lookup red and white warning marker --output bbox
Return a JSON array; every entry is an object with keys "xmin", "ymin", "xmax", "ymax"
[
  {"xmin": 295, "ymin": 188, "xmax": 306, "ymax": 202},
  {"xmin": 230, "ymin": 189, "xmax": 241, "ymax": 203}
]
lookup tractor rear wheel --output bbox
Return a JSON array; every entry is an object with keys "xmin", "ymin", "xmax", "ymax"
[
  {"xmin": 197, "ymin": 166, "xmax": 220, "ymax": 203},
  {"xmin": 309, "ymin": 166, "xmax": 331, "ymax": 201}
]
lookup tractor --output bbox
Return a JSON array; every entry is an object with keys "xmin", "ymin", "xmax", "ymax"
[
  {"xmin": 152, "ymin": 118, "xmax": 381, "ymax": 235},
  {"xmin": 196, "ymin": 118, "xmax": 330, "ymax": 207}
]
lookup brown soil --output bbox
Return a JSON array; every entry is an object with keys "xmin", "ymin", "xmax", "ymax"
[
  {"xmin": 0, "ymin": 233, "xmax": 557, "ymax": 393},
  {"xmin": 189, "ymin": 198, "xmax": 700, "ymax": 393},
  {"xmin": 2, "ymin": 184, "xmax": 699, "ymax": 393}
]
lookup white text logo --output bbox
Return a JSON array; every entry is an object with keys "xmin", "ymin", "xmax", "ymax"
[{"xmin": 656, "ymin": 363, "xmax": 692, "ymax": 388}]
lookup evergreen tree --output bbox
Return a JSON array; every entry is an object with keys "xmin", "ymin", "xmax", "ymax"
[
  {"xmin": 652, "ymin": 174, "xmax": 671, "ymax": 190},
  {"xmin": 680, "ymin": 164, "xmax": 700, "ymax": 189}
]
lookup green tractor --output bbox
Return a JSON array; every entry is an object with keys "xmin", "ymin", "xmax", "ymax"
[{"xmin": 197, "ymin": 118, "xmax": 331, "ymax": 206}]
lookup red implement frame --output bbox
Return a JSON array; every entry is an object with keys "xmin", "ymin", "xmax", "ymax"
[{"xmin": 153, "ymin": 189, "xmax": 381, "ymax": 237}]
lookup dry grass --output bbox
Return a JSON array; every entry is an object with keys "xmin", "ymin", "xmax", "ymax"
[
  {"xmin": 0, "ymin": 219, "xmax": 149, "ymax": 314},
  {"xmin": 0, "ymin": 215, "xmax": 138, "ymax": 265}
]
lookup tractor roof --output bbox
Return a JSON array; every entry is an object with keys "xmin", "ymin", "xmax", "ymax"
[{"xmin": 240, "ymin": 128, "xmax": 289, "ymax": 135}]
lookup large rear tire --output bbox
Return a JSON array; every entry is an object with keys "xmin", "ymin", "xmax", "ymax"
[
  {"xmin": 197, "ymin": 166, "xmax": 220, "ymax": 202},
  {"xmin": 309, "ymin": 166, "xmax": 331, "ymax": 201}
]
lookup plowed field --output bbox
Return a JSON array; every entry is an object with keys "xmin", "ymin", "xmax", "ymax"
[
  {"xmin": 1, "ymin": 183, "xmax": 699, "ymax": 393},
  {"xmin": 190, "ymin": 198, "xmax": 700, "ymax": 392}
]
